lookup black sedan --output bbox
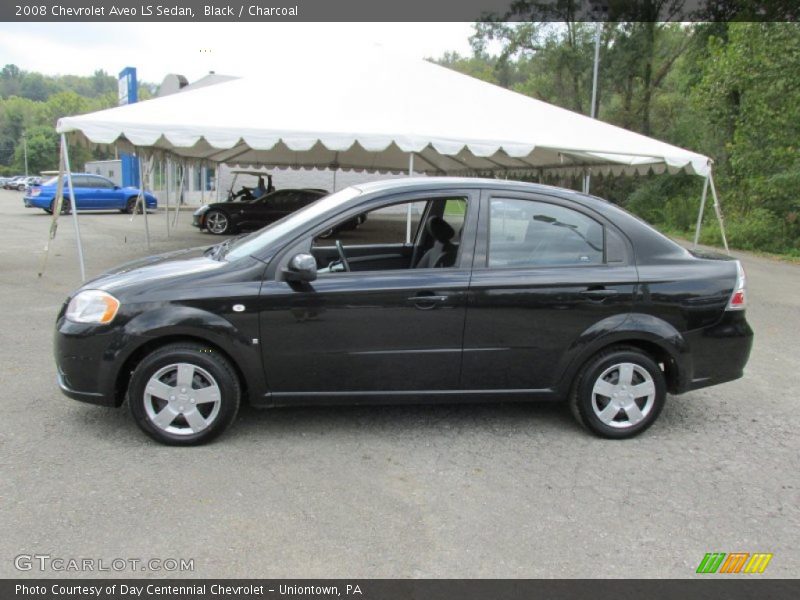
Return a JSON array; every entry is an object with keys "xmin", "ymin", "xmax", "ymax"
[
  {"xmin": 192, "ymin": 188, "xmax": 328, "ymax": 235},
  {"xmin": 55, "ymin": 178, "xmax": 753, "ymax": 445}
]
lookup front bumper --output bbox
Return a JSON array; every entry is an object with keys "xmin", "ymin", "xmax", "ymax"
[
  {"xmin": 192, "ymin": 214, "xmax": 205, "ymax": 228},
  {"xmin": 54, "ymin": 315, "xmax": 127, "ymax": 407},
  {"xmin": 56, "ymin": 367, "xmax": 115, "ymax": 407}
]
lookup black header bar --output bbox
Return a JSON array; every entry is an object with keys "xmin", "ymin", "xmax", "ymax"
[{"xmin": 2, "ymin": 0, "xmax": 799, "ymax": 23}]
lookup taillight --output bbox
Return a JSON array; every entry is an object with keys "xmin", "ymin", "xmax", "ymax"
[
  {"xmin": 31, "ymin": 187, "xmax": 41, "ymax": 197},
  {"xmin": 727, "ymin": 261, "xmax": 747, "ymax": 310}
]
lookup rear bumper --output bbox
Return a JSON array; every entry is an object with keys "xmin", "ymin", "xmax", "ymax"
[
  {"xmin": 680, "ymin": 310, "xmax": 754, "ymax": 393},
  {"xmin": 24, "ymin": 196, "xmax": 46, "ymax": 208}
]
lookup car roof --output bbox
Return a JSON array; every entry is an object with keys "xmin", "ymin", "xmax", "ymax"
[{"xmin": 352, "ymin": 176, "xmax": 612, "ymax": 211}]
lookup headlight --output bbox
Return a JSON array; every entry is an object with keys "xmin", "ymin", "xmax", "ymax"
[
  {"xmin": 65, "ymin": 290, "xmax": 120, "ymax": 324},
  {"xmin": 194, "ymin": 206, "xmax": 210, "ymax": 216}
]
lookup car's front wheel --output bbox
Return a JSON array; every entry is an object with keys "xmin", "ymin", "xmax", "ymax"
[
  {"xmin": 126, "ymin": 197, "xmax": 143, "ymax": 214},
  {"xmin": 205, "ymin": 210, "xmax": 232, "ymax": 235},
  {"xmin": 569, "ymin": 346, "xmax": 666, "ymax": 439},
  {"xmin": 128, "ymin": 343, "xmax": 241, "ymax": 445}
]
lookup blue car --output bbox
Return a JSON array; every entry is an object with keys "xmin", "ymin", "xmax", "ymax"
[{"xmin": 24, "ymin": 173, "xmax": 157, "ymax": 214}]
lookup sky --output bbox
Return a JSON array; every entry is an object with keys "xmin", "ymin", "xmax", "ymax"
[{"xmin": 0, "ymin": 22, "xmax": 475, "ymax": 85}]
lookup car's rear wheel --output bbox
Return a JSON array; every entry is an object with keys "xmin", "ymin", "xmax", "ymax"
[
  {"xmin": 126, "ymin": 197, "xmax": 143, "ymax": 214},
  {"xmin": 50, "ymin": 198, "xmax": 70, "ymax": 214},
  {"xmin": 205, "ymin": 210, "xmax": 231, "ymax": 235},
  {"xmin": 569, "ymin": 346, "xmax": 666, "ymax": 439},
  {"xmin": 128, "ymin": 343, "xmax": 241, "ymax": 445}
]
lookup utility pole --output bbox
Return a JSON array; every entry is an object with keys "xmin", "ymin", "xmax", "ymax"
[
  {"xmin": 22, "ymin": 131, "xmax": 29, "ymax": 176},
  {"xmin": 583, "ymin": 21, "xmax": 602, "ymax": 194}
]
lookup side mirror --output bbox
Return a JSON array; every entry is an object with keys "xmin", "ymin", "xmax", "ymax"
[
  {"xmin": 114, "ymin": 185, "xmax": 121, "ymax": 190},
  {"xmin": 282, "ymin": 253, "xmax": 317, "ymax": 283}
]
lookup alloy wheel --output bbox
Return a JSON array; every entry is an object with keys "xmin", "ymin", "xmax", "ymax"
[
  {"xmin": 590, "ymin": 362, "xmax": 656, "ymax": 429},
  {"xmin": 143, "ymin": 363, "xmax": 222, "ymax": 436},
  {"xmin": 206, "ymin": 211, "xmax": 229, "ymax": 234}
]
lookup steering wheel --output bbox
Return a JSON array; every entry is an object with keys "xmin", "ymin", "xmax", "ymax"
[{"xmin": 335, "ymin": 240, "xmax": 350, "ymax": 272}]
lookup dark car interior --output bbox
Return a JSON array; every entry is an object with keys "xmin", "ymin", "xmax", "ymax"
[{"xmin": 312, "ymin": 197, "xmax": 467, "ymax": 273}]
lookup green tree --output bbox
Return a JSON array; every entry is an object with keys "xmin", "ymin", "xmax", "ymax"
[
  {"xmin": 14, "ymin": 125, "xmax": 58, "ymax": 173},
  {"xmin": 694, "ymin": 23, "xmax": 800, "ymax": 248}
]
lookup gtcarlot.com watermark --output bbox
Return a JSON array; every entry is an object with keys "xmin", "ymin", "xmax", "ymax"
[{"xmin": 14, "ymin": 553, "xmax": 194, "ymax": 573}]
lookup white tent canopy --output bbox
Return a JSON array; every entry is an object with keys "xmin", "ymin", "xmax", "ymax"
[
  {"xmin": 47, "ymin": 48, "xmax": 727, "ymax": 282},
  {"xmin": 57, "ymin": 49, "xmax": 711, "ymax": 178}
]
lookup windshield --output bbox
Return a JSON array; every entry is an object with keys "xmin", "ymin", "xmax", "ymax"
[{"xmin": 224, "ymin": 187, "xmax": 362, "ymax": 261}]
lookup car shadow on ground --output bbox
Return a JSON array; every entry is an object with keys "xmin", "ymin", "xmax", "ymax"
[{"xmin": 64, "ymin": 399, "xmax": 578, "ymax": 446}]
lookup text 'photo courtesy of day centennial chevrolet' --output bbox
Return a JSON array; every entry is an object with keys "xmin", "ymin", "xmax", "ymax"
[{"xmin": 54, "ymin": 178, "xmax": 753, "ymax": 445}]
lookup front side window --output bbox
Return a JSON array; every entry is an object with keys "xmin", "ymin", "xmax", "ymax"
[
  {"xmin": 488, "ymin": 198, "xmax": 604, "ymax": 267},
  {"xmin": 312, "ymin": 200, "xmax": 428, "ymax": 248},
  {"xmin": 307, "ymin": 196, "xmax": 468, "ymax": 274},
  {"xmin": 223, "ymin": 187, "xmax": 363, "ymax": 261},
  {"xmin": 256, "ymin": 190, "xmax": 293, "ymax": 207}
]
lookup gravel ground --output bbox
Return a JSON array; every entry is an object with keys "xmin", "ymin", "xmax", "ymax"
[{"xmin": 0, "ymin": 189, "xmax": 797, "ymax": 578}]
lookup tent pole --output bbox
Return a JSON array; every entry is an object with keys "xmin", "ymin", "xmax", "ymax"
[
  {"xmin": 406, "ymin": 153, "xmax": 414, "ymax": 243},
  {"xmin": 708, "ymin": 171, "xmax": 730, "ymax": 255},
  {"xmin": 693, "ymin": 175, "xmax": 710, "ymax": 249},
  {"xmin": 173, "ymin": 163, "xmax": 184, "ymax": 228},
  {"xmin": 138, "ymin": 153, "xmax": 151, "ymax": 250},
  {"xmin": 38, "ymin": 134, "xmax": 69, "ymax": 278},
  {"xmin": 61, "ymin": 133, "xmax": 86, "ymax": 281},
  {"xmin": 201, "ymin": 162, "xmax": 206, "ymax": 205},
  {"xmin": 164, "ymin": 158, "xmax": 170, "ymax": 237}
]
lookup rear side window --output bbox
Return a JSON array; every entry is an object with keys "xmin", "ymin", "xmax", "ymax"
[
  {"xmin": 488, "ymin": 198, "xmax": 604, "ymax": 267},
  {"xmin": 90, "ymin": 177, "xmax": 114, "ymax": 189}
]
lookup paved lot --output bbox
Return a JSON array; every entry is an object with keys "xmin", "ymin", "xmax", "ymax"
[{"xmin": 0, "ymin": 188, "xmax": 798, "ymax": 578}]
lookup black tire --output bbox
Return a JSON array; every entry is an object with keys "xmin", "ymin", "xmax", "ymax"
[
  {"xmin": 569, "ymin": 346, "xmax": 666, "ymax": 439},
  {"xmin": 128, "ymin": 343, "xmax": 241, "ymax": 446},
  {"xmin": 126, "ymin": 197, "xmax": 143, "ymax": 214},
  {"xmin": 50, "ymin": 198, "xmax": 70, "ymax": 214},
  {"xmin": 43, "ymin": 208, "xmax": 52, "ymax": 215}
]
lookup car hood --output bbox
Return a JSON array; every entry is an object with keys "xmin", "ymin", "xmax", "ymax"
[
  {"xmin": 199, "ymin": 202, "xmax": 245, "ymax": 211},
  {"xmin": 82, "ymin": 246, "xmax": 225, "ymax": 294}
]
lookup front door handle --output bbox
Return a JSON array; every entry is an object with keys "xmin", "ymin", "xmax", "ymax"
[
  {"xmin": 407, "ymin": 294, "xmax": 448, "ymax": 310},
  {"xmin": 580, "ymin": 287, "xmax": 618, "ymax": 299}
]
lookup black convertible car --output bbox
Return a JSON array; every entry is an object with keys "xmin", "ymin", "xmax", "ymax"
[
  {"xmin": 193, "ymin": 188, "xmax": 328, "ymax": 235},
  {"xmin": 55, "ymin": 178, "xmax": 752, "ymax": 445}
]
